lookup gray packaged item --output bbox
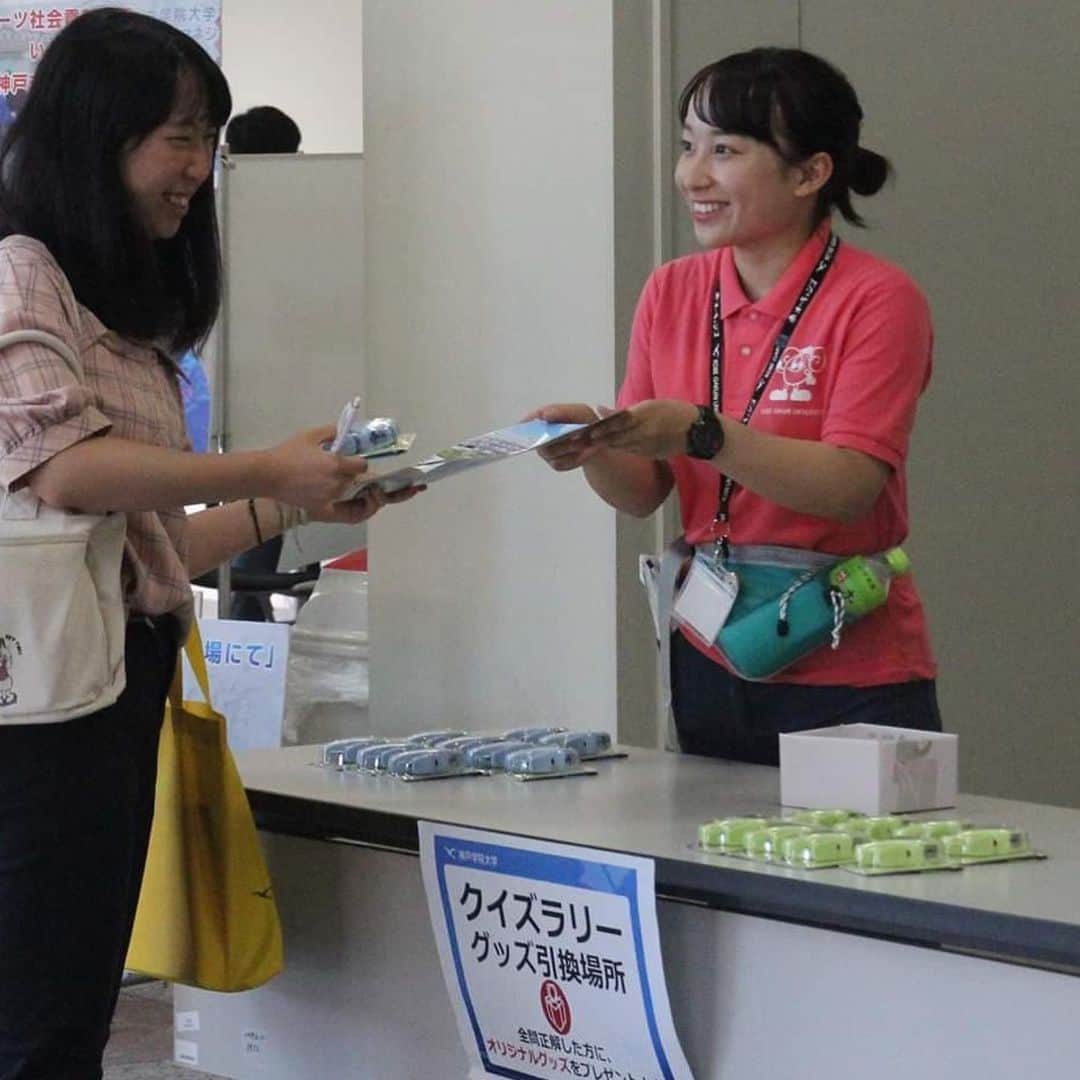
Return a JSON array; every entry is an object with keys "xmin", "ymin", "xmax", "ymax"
[
  {"xmin": 357, "ymin": 741, "xmax": 413, "ymax": 772},
  {"xmin": 439, "ymin": 735, "xmax": 504, "ymax": 754},
  {"xmin": 320, "ymin": 736, "xmax": 385, "ymax": 766},
  {"xmin": 502, "ymin": 726, "xmax": 568, "ymax": 743},
  {"xmin": 404, "ymin": 729, "xmax": 467, "ymax": 747},
  {"xmin": 465, "ymin": 740, "xmax": 534, "ymax": 770},
  {"xmin": 388, "ymin": 748, "xmax": 465, "ymax": 778},
  {"xmin": 505, "ymin": 746, "xmax": 581, "ymax": 776},
  {"xmin": 538, "ymin": 730, "xmax": 612, "ymax": 758}
]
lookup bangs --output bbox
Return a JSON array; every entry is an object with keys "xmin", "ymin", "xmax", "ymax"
[
  {"xmin": 171, "ymin": 58, "xmax": 231, "ymax": 130},
  {"xmin": 678, "ymin": 64, "xmax": 785, "ymax": 150}
]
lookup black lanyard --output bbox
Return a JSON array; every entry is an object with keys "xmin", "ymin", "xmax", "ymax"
[{"xmin": 708, "ymin": 232, "xmax": 840, "ymax": 549}]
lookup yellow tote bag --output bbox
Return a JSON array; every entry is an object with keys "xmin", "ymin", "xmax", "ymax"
[{"xmin": 126, "ymin": 622, "xmax": 284, "ymax": 991}]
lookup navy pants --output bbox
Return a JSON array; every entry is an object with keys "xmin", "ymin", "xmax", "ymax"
[
  {"xmin": 0, "ymin": 616, "xmax": 178, "ymax": 1079},
  {"xmin": 670, "ymin": 631, "xmax": 942, "ymax": 766}
]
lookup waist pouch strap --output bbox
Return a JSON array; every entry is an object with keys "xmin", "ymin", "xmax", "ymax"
[{"xmin": 655, "ymin": 536, "xmax": 692, "ymax": 751}]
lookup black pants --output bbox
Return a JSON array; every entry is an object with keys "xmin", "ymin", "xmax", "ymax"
[
  {"xmin": 0, "ymin": 616, "xmax": 178, "ymax": 1080},
  {"xmin": 671, "ymin": 631, "xmax": 942, "ymax": 766}
]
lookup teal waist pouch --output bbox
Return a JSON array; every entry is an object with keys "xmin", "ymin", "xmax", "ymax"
[{"xmin": 710, "ymin": 546, "xmax": 843, "ymax": 681}]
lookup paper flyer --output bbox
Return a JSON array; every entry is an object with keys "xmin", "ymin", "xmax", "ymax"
[{"xmin": 344, "ymin": 419, "xmax": 589, "ymax": 498}]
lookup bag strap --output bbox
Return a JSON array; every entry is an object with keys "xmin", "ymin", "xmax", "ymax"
[
  {"xmin": 0, "ymin": 329, "xmax": 85, "ymax": 523},
  {"xmin": 0, "ymin": 328, "xmax": 84, "ymax": 380},
  {"xmin": 169, "ymin": 621, "xmax": 215, "ymax": 712}
]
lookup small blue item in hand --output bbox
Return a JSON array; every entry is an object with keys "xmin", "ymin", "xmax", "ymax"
[{"xmin": 331, "ymin": 396, "xmax": 400, "ymax": 456}]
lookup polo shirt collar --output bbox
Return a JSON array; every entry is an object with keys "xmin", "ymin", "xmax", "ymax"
[{"xmin": 718, "ymin": 218, "xmax": 834, "ymax": 320}]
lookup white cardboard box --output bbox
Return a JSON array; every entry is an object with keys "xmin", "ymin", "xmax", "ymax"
[{"xmin": 779, "ymin": 723, "xmax": 958, "ymax": 814}]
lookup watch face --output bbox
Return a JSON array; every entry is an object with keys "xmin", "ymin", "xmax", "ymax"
[{"xmin": 688, "ymin": 407, "xmax": 723, "ymax": 459}]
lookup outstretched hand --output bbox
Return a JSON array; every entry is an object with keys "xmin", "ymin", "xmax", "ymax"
[
  {"xmin": 525, "ymin": 402, "xmax": 610, "ymax": 472},
  {"xmin": 582, "ymin": 400, "xmax": 699, "ymax": 460}
]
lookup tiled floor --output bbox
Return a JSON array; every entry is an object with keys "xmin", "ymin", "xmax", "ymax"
[{"xmin": 104, "ymin": 981, "xmax": 225, "ymax": 1080}]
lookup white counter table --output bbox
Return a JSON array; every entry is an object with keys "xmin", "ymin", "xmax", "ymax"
[{"xmin": 174, "ymin": 745, "xmax": 1080, "ymax": 1079}]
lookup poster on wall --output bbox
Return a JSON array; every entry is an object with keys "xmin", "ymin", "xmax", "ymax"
[
  {"xmin": 0, "ymin": 2, "xmax": 221, "ymax": 135},
  {"xmin": 419, "ymin": 822, "xmax": 694, "ymax": 1080}
]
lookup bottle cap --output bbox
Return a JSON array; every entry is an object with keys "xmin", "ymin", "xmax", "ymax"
[{"xmin": 884, "ymin": 547, "xmax": 911, "ymax": 576}]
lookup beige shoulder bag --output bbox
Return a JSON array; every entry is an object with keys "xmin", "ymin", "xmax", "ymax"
[{"xmin": 0, "ymin": 329, "xmax": 127, "ymax": 723}]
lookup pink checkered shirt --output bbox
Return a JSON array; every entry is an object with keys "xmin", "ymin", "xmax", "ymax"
[{"xmin": 0, "ymin": 235, "xmax": 194, "ymax": 627}]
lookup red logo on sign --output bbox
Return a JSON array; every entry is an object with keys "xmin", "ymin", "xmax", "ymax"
[{"xmin": 540, "ymin": 979, "xmax": 571, "ymax": 1035}]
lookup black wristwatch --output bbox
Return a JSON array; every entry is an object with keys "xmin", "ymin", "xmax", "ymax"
[{"xmin": 686, "ymin": 405, "xmax": 725, "ymax": 460}]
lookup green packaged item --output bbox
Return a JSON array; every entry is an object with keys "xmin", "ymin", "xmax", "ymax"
[
  {"xmin": 744, "ymin": 824, "xmax": 813, "ymax": 860},
  {"xmin": 786, "ymin": 809, "xmax": 864, "ymax": 829},
  {"xmin": 848, "ymin": 838, "xmax": 957, "ymax": 875},
  {"xmin": 894, "ymin": 820, "xmax": 967, "ymax": 840},
  {"xmin": 781, "ymin": 831, "xmax": 856, "ymax": 868},
  {"xmin": 698, "ymin": 816, "xmax": 773, "ymax": 853},
  {"xmin": 859, "ymin": 816, "xmax": 908, "ymax": 839},
  {"xmin": 942, "ymin": 828, "xmax": 1042, "ymax": 864}
]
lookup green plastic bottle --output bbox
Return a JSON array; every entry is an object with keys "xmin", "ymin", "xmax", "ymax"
[{"xmin": 827, "ymin": 547, "xmax": 911, "ymax": 618}]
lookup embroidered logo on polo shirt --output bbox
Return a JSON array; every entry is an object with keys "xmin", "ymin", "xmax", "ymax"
[{"xmin": 769, "ymin": 345, "xmax": 825, "ymax": 402}]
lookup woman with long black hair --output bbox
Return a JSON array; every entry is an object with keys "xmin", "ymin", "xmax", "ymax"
[{"xmin": 0, "ymin": 11, "xmax": 414, "ymax": 1075}]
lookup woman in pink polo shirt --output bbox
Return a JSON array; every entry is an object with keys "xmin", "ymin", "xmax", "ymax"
[{"xmin": 534, "ymin": 47, "xmax": 940, "ymax": 764}]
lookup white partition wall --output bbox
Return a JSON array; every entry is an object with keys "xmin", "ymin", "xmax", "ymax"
[
  {"xmin": 361, "ymin": 1, "xmax": 1080, "ymax": 797},
  {"xmin": 216, "ymin": 152, "xmax": 366, "ymax": 566},
  {"xmin": 362, "ymin": 2, "xmax": 645, "ymax": 736}
]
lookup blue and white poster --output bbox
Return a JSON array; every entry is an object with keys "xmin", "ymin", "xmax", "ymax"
[
  {"xmin": 0, "ymin": 2, "xmax": 222, "ymax": 136},
  {"xmin": 419, "ymin": 822, "xmax": 693, "ymax": 1080}
]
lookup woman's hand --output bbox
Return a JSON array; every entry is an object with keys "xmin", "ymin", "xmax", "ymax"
[
  {"xmin": 584, "ymin": 400, "xmax": 700, "ymax": 460},
  {"xmin": 308, "ymin": 482, "xmax": 426, "ymax": 525},
  {"xmin": 526, "ymin": 403, "xmax": 607, "ymax": 472},
  {"xmin": 261, "ymin": 424, "xmax": 426, "ymax": 522},
  {"xmin": 261, "ymin": 424, "xmax": 375, "ymax": 507}
]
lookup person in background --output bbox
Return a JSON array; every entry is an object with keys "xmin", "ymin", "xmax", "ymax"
[
  {"xmin": 212, "ymin": 103, "xmax": 306, "ymax": 619},
  {"xmin": 0, "ymin": 11, "xmax": 418, "ymax": 1075},
  {"xmin": 225, "ymin": 104, "xmax": 301, "ymax": 154},
  {"xmin": 531, "ymin": 47, "xmax": 939, "ymax": 766}
]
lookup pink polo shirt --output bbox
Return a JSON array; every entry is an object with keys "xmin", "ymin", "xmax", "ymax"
[{"xmin": 618, "ymin": 221, "xmax": 936, "ymax": 686}]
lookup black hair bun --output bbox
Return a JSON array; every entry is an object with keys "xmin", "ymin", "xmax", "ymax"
[{"xmin": 850, "ymin": 147, "xmax": 891, "ymax": 196}]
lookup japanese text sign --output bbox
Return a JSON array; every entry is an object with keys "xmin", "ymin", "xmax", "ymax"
[
  {"xmin": 182, "ymin": 618, "xmax": 290, "ymax": 752},
  {"xmin": 419, "ymin": 823, "xmax": 693, "ymax": 1080},
  {"xmin": 0, "ymin": 2, "xmax": 222, "ymax": 136}
]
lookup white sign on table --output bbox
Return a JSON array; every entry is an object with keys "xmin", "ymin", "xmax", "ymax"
[{"xmin": 419, "ymin": 822, "xmax": 693, "ymax": 1080}]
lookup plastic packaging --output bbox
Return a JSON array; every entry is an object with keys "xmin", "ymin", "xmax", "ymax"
[
  {"xmin": 439, "ymin": 735, "xmax": 506, "ymax": 755},
  {"xmin": 465, "ymin": 740, "xmax": 535, "ymax": 771},
  {"xmin": 787, "ymin": 809, "xmax": 864, "ymax": 829},
  {"xmin": 894, "ymin": 820, "xmax": 968, "ymax": 840},
  {"xmin": 357, "ymin": 741, "xmax": 413, "ymax": 773},
  {"xmin": 337, "ymin": 418, "xmax": 400, "ymax": 457},
  {"xmin": 503, "ymin": 726, "xmax": 568, "ymax": 743},
  {"xmin": 943, "ymin": 828, "xmax": 1040, "ymax": 863},
  {"xmin": 404, "ymin": 729, "xmax": 467, "ymax": 747},
  {"xmin": 781, "ymin": 831, "xmax": 856, "ymax": 868},
  {"xmin": 743, "ymin": 824, "xmax": 813, "ymax": 860},
  {"xmin": 698, "ymin": 816, "xmax": 774, "ymax": 853},
  {"xmin": 849, "ymin": 837, "xmax": 955, "ymax": 875},
  {"xmin": 504, "ymin": 746, "xmax": 582, "ymax": 777},
  {"xmin": 387, "ymin": 747, "xmax": 466, "ymax": 779},
  {"xmin": 320, "ymin": 736, "xmax": 385, "ymax": 767},
  {"xmin": 717, "ymin": 547, "xmax": 911, "ymax": 681},
  {"xmin": 538, "ymin": 730, "xmax": 612, "ymax": 759}
]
